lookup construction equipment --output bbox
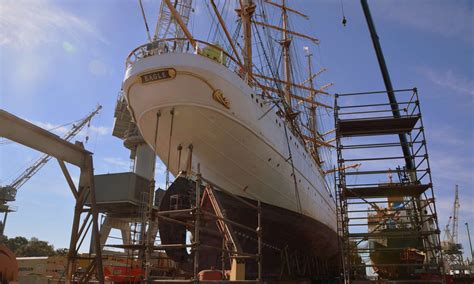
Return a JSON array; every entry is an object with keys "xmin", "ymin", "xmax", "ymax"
[
  {"xmin": 0, "ymin": 105, "xmax": 102, "ymax": 236},
  {"xmin": 0, "ymin": 109, "xmax": 105, "ymax": 283},
  {"xmin": 442, "ymin": 185, "xmax": 465, "ymax": 271}
]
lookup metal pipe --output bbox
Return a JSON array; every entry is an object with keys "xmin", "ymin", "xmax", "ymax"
[
  {"xmin": 193, "ymin": 163, "xmax": 202, "ymax": 279},
  {"xmin": 0, "ymin": 212, "xmax": 7, "ymax": 236},
  {"xmin": 360, "ymin": 0, "xmax": 414, "ymax": 171},
  {"xmin": 466, "ymin": 222, "xmax": 474, "ymax": 262},
  {"xmin": 257, "ymin": 200, "xmax": 262, "ymax": 281}
]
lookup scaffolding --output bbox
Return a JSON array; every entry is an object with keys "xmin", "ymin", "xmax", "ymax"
[
  {"xmin": 335, "ymin": 88, "xmax": 444, "ymax": 283},
  {"xmin": 152, "ymin": 166, "xmax": 262, "ymax": 281},
  {"xmin": 104, "ymin": 165, "xmax": 263, "ymax": 282}
]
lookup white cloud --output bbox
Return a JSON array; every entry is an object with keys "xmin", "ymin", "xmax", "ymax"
[
  {"xmin": 418, "ymin": 67, "xmax": 474, "ymax": 98},
  {"xmin": 103, "ymin": 157, "xmax": 130, "ymax": 170},
  {"xmin": 376, "ymin": 1, "xmax": 474, "ymax": 45},
  {"xmin": 0, "ymin": 0, "xmax": 108, "ymax": 49}
]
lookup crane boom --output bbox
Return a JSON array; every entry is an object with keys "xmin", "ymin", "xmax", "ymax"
[
  {"xmin": 7, "ymin": 105, "xmax": 102, "ymax": 191},
  {"xmin": 0, "ymin": 105, "xmax": 102, "ymax": 236}
]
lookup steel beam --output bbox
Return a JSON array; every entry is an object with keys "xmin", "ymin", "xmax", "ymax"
[
  {"xmin": 0, "ymin": 109, "xmax": 103, "ymax": 283},
  {"xmin": 0, "ymin": 110, "xmax": 89, "ymax": 167}
]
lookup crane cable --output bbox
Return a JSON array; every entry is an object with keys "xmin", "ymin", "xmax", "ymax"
[{"xmin": 340, "ymin": 0, "xmax": 347, "ymax": 27}]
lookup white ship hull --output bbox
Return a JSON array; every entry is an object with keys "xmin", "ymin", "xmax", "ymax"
[{"xmin": 123, "ymin": 52, "xmax": 336, "ymax": 232}]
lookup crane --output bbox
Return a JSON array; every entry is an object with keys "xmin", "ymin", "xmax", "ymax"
[
  {"xmin": 451, "ymin": 184, "xmax": 460, "ymax": 244},
  {"xmin": 442, "ymin": 184, "xmax": 464, "ymax": 268},
  {"xmin": 0, "ymin": 105, "xmax": 102, "ymax": 236}
]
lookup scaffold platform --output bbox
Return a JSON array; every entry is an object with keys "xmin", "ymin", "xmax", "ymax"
[{"xmin": 334, "ymin": 88, "xmax": 444, "ymax": 283}]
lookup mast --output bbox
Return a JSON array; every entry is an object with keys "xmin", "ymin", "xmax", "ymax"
[
  {"xmin": 305, "ymin": 48, "xmax": 321, "ymax": 165},
  {"xmin": 281, "ymin": 0, "xmax": 292, "ymax": 108},
  {"xmin": 240, "ymin": 0, "xmax": 255, "ymax": 74}
]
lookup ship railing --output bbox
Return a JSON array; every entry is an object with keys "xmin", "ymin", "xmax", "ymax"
[
  {"xmin": 126, "ymin": 38, "xmax": 282, "ymax": 102},
  {"xmin": 126, "ymin": 38, "xmax": 246, "ymax": 80}
]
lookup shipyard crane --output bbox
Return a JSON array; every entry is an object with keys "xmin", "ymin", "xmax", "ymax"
[
  {"xmin": 443, "ymin": 185, "xmax": 461, "ymax": 245},
  {"xmin": 0, "ymin": 105, "xmax": 102, "ymax": 236},
  {"xmin": 442, "ymin": 185, "xmax": 464, "ymax": 268},
  {"xmin": 451, "ymin": 185, "xmax": 460, "ymax": 244}
]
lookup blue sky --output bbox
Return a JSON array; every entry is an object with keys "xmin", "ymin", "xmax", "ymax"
[{"xmin": 1, "ymin": 0, "xmax": 473, "ymax": 260}]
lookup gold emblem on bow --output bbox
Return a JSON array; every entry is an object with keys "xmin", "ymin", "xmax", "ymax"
[{"xmin": 212, "ymin": 89, "xmax": 230, "ymax": 109}]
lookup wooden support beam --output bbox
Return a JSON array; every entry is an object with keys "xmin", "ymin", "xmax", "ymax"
[
  {"xmin": 264, "ymin": 0, "xmax": 309, "ymax": 19},
  {"xmin": 210, "ymin": 0, "xmax": 243, "ymax": 65},
  {"xmin": 321, "ymin": 128, "xmax": 336, "ymax": 137},
  {"xmin": 0, "ymin": 110, "xmax": 89, "ymax": 168},
  {"xmin": 252, "ymin": 72, "xmax": 329, "ymax": 95},
  {"xmin": 252, "ymin": 20, "xmax": 319, "ymax": 44},
  {"xmin": 302, "ymin": 135, "xmax": 335, "ymax": 148},
  {"xmin": 258, "ymin": 85, "xmax": 332, "ymax": 109},
  {"xmin": 320, "ymin": 82, "xmax": 334, "ymax": 91},
  {"xmin": 300, "ymin": 68, "xmax": 326, "ymax": 85},
  {"xmin": 57, "ymin": 159, "xmax": 78, "ymax": 199},
  {"xmin": 291, "ymin": 94, "xmax": 332, "ymax": 109}
]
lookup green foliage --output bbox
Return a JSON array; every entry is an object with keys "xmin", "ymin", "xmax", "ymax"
[
  {"xmin": 0, "ymin": 235, "xmax": 64, "ymax": 257},
  {"xmin": 55, "ymin": 248, "xmax": 69, "ymax": 256}
]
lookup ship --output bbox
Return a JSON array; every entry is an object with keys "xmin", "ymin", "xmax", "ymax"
[
  {"xmin": 367, "ymin": 195, "xmax": 425, "ymax": 279},
  {"xmin": 121, "ymin": 0, "xmax": 339, "ymax": 279}
]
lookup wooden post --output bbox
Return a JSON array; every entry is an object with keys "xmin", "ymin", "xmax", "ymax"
[
  {"xmin": 239, "ymin": 0, "xmax": 255, "ymax": 74},
  {"xmin": 86, "ymin": 155, "xmax": 104, "ymax": 283},
  {"xmin": 281, "ymin": 0, "xmax": 292, "ymax": 108}
]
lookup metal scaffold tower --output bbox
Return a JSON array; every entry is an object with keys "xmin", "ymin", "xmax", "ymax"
[{"xmin": 335, "ymin": 88, "xmax": 444, "ymax": 283}]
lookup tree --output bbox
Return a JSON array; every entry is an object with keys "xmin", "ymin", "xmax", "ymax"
[
  {"xmin": 16, "ymin": 237, "xmax": 56, "ymax": 257},
  {"xmin": 55, "ymin": 248, "xmax": 69, "ymax": 256},
  {"xmin": 1, "ymin": 235, "xmax": 56, "ymax": 257},
  {"xmin": 5, "ymin": 236, "xmax": 28, "ymax": 254}
]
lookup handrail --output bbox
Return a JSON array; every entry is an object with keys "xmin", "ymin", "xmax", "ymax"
[{"xmin": 126, "ymin": 38, "xmax": 243, "ymax": 72}]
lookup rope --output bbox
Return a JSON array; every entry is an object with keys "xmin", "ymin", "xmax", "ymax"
[
  {"xmin": 283, "ymin": 122, "xmax": 303, "ymax": 214},
  {"xmin": 138, "ymin": 0, "xmax": 152, "ymax": 42}
]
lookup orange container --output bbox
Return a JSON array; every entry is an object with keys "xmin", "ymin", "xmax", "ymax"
[{"xmin": 198, "ymin": 269, "xmax": 223, "ymax": 280}]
